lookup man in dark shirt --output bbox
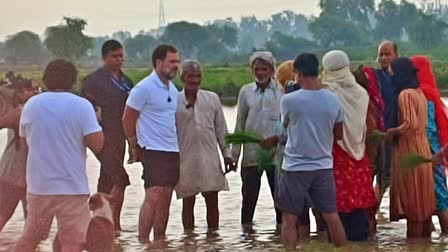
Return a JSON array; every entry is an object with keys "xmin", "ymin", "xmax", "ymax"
[
  {"xmin": 375, "ymin": 41, "xmax": 398, "ymax": 201},
  {"xmin": 82, "ymin": 40, "xmax": 133, "ymax": 231}
]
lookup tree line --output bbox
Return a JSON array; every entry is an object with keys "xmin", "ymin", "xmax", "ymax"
[{"xmin": 2, "ymin": 0, "xmax": 448, "ymax": 66}]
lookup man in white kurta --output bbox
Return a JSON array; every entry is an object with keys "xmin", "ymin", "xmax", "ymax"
[{"xmin": 175, "ymin": 60, "xmax": 234, "ymax": 231}]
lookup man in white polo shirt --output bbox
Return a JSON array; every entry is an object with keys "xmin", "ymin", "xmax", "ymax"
[{"xmin": 123, "ymin": 44, "xmax": 180, "ymax": 245}]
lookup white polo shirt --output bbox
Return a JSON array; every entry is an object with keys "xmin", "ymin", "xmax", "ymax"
[{"xmin": 126, "ymin": 71, "xmax": 179, "ymax": 152}]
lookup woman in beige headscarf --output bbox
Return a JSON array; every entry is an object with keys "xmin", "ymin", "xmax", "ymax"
[{"xmin": 321, "ymin": 50, "xmax": 378, "ymax": 241}]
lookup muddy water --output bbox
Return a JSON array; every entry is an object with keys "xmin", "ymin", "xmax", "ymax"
[{"xmin": 1, "ymin": 106, "xmax": 448, "ymax": 251}]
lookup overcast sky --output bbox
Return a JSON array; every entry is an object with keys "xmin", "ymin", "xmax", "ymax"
[{"xmin": 0, "ymin": 0, "xmax": 422, "ymax": 40}]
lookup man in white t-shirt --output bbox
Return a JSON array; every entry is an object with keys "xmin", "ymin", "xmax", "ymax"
[
  {"xmin": 123, "ymin": 44, "xmax": 180, "ymax": 245},
  {"xmin": 14, "ymin": 60, "xmax": 104, "ymax": 252}
]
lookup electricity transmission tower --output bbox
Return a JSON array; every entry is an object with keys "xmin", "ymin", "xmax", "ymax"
[{"xmin": 158, "ymin": 0, "xmax": 166, "ymax": 36}]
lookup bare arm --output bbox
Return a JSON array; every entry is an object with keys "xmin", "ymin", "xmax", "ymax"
[
  {"xmin": 85, "ymin": 131, "xmax": 104, "ymax": 154},
  {"xmin": 122, "ymin": 105, "xmax": 140, "ymax": 147},
  {"xmin": 334, "ymin": 122, "xmax": 343, "ymax": 141}
]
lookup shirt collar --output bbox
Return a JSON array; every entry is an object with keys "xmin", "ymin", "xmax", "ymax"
[
  {"xmin": 181, "ymin": 89, "xmax": 201, "ymax": 106},
  {"xmin": 252, "ymin": 80, "xmax": 275, "ymax": 93},
  {"xmin": 101, "ymin": 66, "xmax": 125, "ymax": 81},
  {"xmin": 151, "ymin": 71, "xmax": 170, "ymax": 89}
]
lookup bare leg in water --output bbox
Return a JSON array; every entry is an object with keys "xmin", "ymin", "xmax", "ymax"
[
  {"xmin": 282, "ymin": 212, "xmax": 299, "ymax": 251},
  {"xmin": 138, "ymin": 188, "xmax": 156, "ymax": 243},
  {"xmin": 110, "ymin": 185, "xmax": 125, "ymax": 231},
  {"xmin": 182, "ymin": 196, "xmax": 196, "ymax": 231},
  {"xmin": 153, "ymin": 187, "xmax": 174, "ymax": 248},
  {"xmin": 203, "ymin": 192, "xmax": 219, "ymax": 230},
  {"xmin": 321, "ymin": 212, "xmax": 347, "ymax": 247}
]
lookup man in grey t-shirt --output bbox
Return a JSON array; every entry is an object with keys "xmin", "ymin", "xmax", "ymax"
[{"xmin": 276, "ymin": 53, "xmax": 346, "ymax": 250}]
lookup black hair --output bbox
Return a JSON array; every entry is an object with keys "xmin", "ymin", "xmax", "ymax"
[
  {"xmin": 43, "ymin": 59, "xmax": 78, "ymax": 91},
  {"xmin": 152, "ymin": 44, "xmax": 178, "ymax": 68},
  {"xmin": 101, "ymin": 40, "xmax": 123, "ymax": 59},
  {"xmin": 393, "ymin": 43, "xmax": 398, "ymax": 54},
  {"xmin": 293, "ymin": 53, "xmax": 319, "ymax": 77}
]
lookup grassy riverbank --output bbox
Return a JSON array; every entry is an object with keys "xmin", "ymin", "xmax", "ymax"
[{"xmin": 3, "ymin": 61, "xmax": 448, "ymax": 104}]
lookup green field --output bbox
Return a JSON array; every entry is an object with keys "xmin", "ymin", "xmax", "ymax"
[
  {"xmin": 0, "ymin": 65, "xmax": 252, "ymax": 99},
  {"xmin": 3, "ymin": 62, "xmax": 448, "ymax": 104}
]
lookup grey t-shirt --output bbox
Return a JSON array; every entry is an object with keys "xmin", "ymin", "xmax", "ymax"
[{"xmin": 281, "ymin": 89, "xmax": 344, "ymax": 171}]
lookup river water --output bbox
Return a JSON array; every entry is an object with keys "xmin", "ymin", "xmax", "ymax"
[{"xmin": 1, "ymin": 106, "xmax": 448, "ymax": 251}]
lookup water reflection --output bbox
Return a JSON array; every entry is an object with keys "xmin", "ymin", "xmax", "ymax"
[{"xmin": 1, "ymin": 106, "xmax": 448, "ymax": 251}]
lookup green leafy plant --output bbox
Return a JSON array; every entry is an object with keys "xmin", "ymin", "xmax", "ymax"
[
  {"xmin": 398, "ymin": 153, "xmax": 432, "ymax": 170},
  {"xmin": 226, "ymin": 131, "xmax": 275, "ymax": 172},
  {"xmin": 367, "ymin": 129, "xmax": 386, "ymax": 148},
  {"xmin": 256, "ymin": 148, "xmax": 276, "ymax": 172},
  {"xmin": 225, "ymin": 131, "xmax": 263, "ymax": 145}
]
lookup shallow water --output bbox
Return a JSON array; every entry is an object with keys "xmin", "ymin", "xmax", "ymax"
[{"xmin": 1, "ymin": 106, "xmax": 448, "ymax": 251}]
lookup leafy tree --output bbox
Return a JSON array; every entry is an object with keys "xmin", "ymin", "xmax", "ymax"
[
  {"xmin": 124, "ymin": 32, "xmax": 157, "ymax": 60},
  {"xmin": 291, "ymin": 14, "xmax": 313, "ymax": 39},
  {"xmin": 265, "ymin": 32, "xmax": 315, "ymax": 60},
  {"xmin": 400, "ymin": 0, "xmax": 420, "ymax": 33},
  {"xmin": 4, "ymin": 31, "xmax": 45, "ymax": 65},
  {"xmin": 205, "ymin": 24, "xmax": 238, "ymax": 49},
  {"xmin": 309, "ymin": 13, "xmax": 367, "ymax": 47},
  {"xmin": 319, "ymin": 0, "xmax": 345, "ymax": 17},
  {"xmin": 409, "ymin": 11, "xmax": 448, "ymax": 48},
  {"xmin": 88, "ymin": 36, "xmax": 109, "ymax": 58},
  {"xmin": 160, "ymin": 21, "xmax": 212, "ymax": 59},
  {"xmin": 375, "ymin": 0, "xmax": 404, "ymax": 41},
  {"xmin": 112, "ymin": 31, "xmax": 132, "ymax": 44},
  {"xmin": 0, "ymin": 42, "xmax": 4, "ymax": 58},
  {"xmin": 238, "ymin": 16, "xmax": 269, "ymax": 53},
  {"xmin": 319, "ymin": 0, "xmax": 374, "ymax": 27},
  {"xmin": 44, "ymin": 17, "xmax": 92, "ymax": 61},
  {"xmin": 269, "ymin": 11, "xmax": 312, "ymax": 39},
  {"xmin": 212, "ymin": 17, "xmax": 238, "ymax": 29}
]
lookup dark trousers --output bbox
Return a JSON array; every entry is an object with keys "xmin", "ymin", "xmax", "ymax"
[{"xmin": 241, "ymin": 166, "xmax": 282, "ymax": 225}]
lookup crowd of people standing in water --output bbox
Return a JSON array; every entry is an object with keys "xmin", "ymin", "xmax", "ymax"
[{"xmin": 1, "ymin": 38, "xmax": 448, "ymax": 251}]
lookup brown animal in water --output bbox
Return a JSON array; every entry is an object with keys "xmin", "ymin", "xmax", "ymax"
[{"xmin": 86, "ymin": 193, "xmax": 115, "ymax": 252}]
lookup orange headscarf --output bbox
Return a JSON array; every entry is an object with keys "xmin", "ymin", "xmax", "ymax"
[{"xmin": 411, "ymin": 55, "xmax": 448, "ymax": 146}]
